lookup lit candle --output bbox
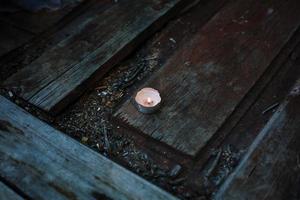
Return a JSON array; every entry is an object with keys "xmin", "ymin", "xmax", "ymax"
[{"xmin": 133, "ymin": 87, "xmax": 161, "ymax": 114}]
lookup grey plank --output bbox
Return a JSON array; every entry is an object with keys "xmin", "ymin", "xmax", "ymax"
[
  {"xmin": 3, "ymin": 0, "xmax": 189, "ymax": 114},
  {"xmin": 114, "ymin": 0, "xmax": 300, "ymax": 156},
  {"xmin": 216, "ymin": 80, "xmax": 300, "ymax": 200},
  {"xmin": 0, "ymin": 96, "xmax": 178, "ymax": 200},
  {"xmin": 0, "ymin": 182, "xmax": 23, "ymax": 200}
]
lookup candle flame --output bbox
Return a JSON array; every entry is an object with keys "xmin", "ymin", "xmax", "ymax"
[{"xmin": 146, "ymin": 97, "xmax": 152, "ymax": 105}]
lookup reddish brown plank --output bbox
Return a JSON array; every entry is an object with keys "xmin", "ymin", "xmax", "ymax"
[
  {"xmin": 187, "ymin": 39, "xmax": 300, "ymax": 192},
  {"xmin": 3, "ymin": 0, "xmax": 191, "ymax": 114},
  {"xmin": 216, "ymin": 80, "xmax": 300, "ymax": 200},
  {"xmin": 115, "ymin": 0, "xmax": 300, "ymax": 155}
]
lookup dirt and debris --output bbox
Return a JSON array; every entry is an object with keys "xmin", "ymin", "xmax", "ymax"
[
  {"xmin": 0, "ymin": 1, "xmax": 258, "ymax": 199},
  {"xmin": 52, "ymin": 48, "xmax": 245, "ymax": 198},
  {"xmin": 0, "ymin": 7, "xmax": 200, "ymax": 199},
  {"xmin": 51, "ymin": 39, "xmax": 197, "ymax": 198},
  {"xmin": 0, "ymin": 26, "xmax": 247, "ymax": 200},
  {"xmin": 191, "ymin": 145, "xmax": 244, "ymax": 199},
  {"xmin": 208, "ymin": 145, "xmax": 244, "ymax": 188}
]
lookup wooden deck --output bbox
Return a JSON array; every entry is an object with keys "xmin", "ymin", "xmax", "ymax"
[{"xmin": 0, "ymin": 0, "xmax": 300, "ymax": 199}]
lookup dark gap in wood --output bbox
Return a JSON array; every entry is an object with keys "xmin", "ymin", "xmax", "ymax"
[
  {"xmin": 0, "ymin": 176, "xmax": 32, "ymax": 200},
  {"xmin": 247, "ymin": 165, "xmax": 257, "ymax": 178},
  {"xmin": 0, "ymin": 88, "xmax": 54, "ymax": 127},
  {"xmin": 113, "ymin": 117, "xmax": 193, "ymax": 165}
]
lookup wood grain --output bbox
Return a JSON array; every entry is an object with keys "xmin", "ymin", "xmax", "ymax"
[
  {"xmin": 0, "ymin": 96, "xmax": 178, "ymax": 200},
  {"xmin": 216, "ymin": 81, "xmax": 300, "ymax": 200},
  {"xmin": 3, "ymin": 0, "xmax": 189, "ymax": 114},
  {"xmin": 0, "ymin": 182, "xmax": 23, "ymax": 200},
  {"xmin": 115, "ymin": 0, "xmax": 300, "ymax": 155}
]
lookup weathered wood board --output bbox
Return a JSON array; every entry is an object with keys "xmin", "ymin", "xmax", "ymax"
[
  {"xmin": 187, "ymin": 39, "xmax": 300, "ymax": 191},
  {"xmin": 0, "ymin": 0, "xmax": 81, "ymax": 34},
  {"xmin": 115, "ymin": 0, "xmax": 300, "ymax": 156},
  {"xmin": 0, "ymin": 181, "xmax": 23, "ymax": 200},
  {"xmin": 0, "ymin": 96, "xmax": 178, "ymax": 200},
  {"xmin": 216, "ymin": 81, "xmax": 300, "ymax": 200},
  {"xmin": 3, "ymin": 0, "xmax": 190, "ymax": 113}
]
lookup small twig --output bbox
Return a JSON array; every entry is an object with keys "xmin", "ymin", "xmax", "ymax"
[
  {"xmin": 205, "ymin": 150, "xmax": 221, "ymax": 177},
  {"xmin": 102, "ymin": 123, "xmax": 111, "ymax": 153},
  {"xmin": 120, "ymin": 65, "xmax": 145, "ymax": 89},
  {"xmin": 143, "ymin": 56, "xmax": 158, "ymax": 61},
  {"xmin": 169, "ymin": 177, "xmax": 186, "ymax": 185},
  {"xmin": 94, "ymin": 85, "xmax": 107, "ymax": 90},
  {"xmin": 262, "ymin": 102, "xmax": 279, "ymax": 115}
]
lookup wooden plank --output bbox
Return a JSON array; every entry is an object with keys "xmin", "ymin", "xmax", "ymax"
[
  {"xmin": 114, "ymin": 0, "xmax": 300, "ymax": 156},
  {"xmin": 3, "ymin": 0, "xmax": 190, "ymax": 114},
  {"xmin": 216, "ymin": 81, "xmax": 300, "ymax": 200},
  {"xmin": 0, "ymin": 0, "xmax": 81, "ymax": 34},
  {"xmin": 0, "ymin": 0, "xmax": 114, "ymax": 84},
  {"xmin": 0, "ymin": 182, "xmax": 23, "ymax": 200},
  {"xmin": 0, "ymin": 21, "xmax": 33, "ymax": 57},
  {"xmin": 186, "ymin": 32, "xmax": 300, "ymax": 191},
  {"xmin": 0, "ymin": 96, "xmax": 179, "ymax": 200}
]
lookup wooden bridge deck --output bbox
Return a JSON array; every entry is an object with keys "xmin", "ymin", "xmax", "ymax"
[{"xmin": 0, "ymin": 0, "xmax": 300, "ymax": 199}]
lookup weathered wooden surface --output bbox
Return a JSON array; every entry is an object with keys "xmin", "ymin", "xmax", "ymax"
[
  {"xmin": 216, "ymin": 81, "xmax": 300, "ymax": 200},
  {"xmin": 115, "ymin": 0, "xmax": 300, "ymax": 156},
  {"xmin": 0, "ymin": 96, "xmax": 178, "ymax": 200},
  {"xmin": 0, "ymin": 0, "xmax": 114, "ymax": 84},
  {"xmin": 0, "ymin": 0, "xmax": 81, "ymax": 34},
  {"xmin": 0, "ymin": 181, "xmax": 23, "ymax": 200},
  {"xmin": 3, "ymin": 0, "xmax": 190, "ymax": 114},
  {"xmin": 187, "ymin": 33, "xmax": 300, "ymax": 192},
  {"xmin": 0, "ymin": 21, "xmax": 33, "ymax": 57}
]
